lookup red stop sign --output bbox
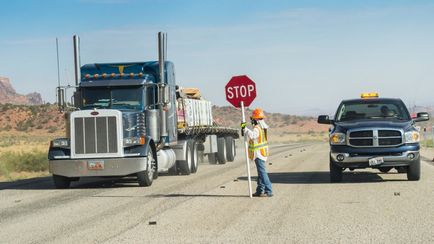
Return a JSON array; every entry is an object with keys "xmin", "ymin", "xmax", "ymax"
[{"xmin": 225, "ymin": 75, "xmax": 256, "ymax": 108}]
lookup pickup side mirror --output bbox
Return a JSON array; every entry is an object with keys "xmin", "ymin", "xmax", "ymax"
[
  {"xmin": 318, "ymin": 115, "xmax": 333, "ymax": 124},
  {"xmin": 414, "ymin": 112, "xmax": 430, "ymax": 122}
]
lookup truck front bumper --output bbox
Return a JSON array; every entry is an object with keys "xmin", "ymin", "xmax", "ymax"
[{"xmin": 49, "ymin": 157, "xmax": 149, "ymax": 177}]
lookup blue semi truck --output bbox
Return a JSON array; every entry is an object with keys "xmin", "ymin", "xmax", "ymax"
[{"xmin": 48, "ymin": 33, "xmax": 238, "ymax": 188}]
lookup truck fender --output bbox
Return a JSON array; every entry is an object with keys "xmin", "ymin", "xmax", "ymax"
[{"xmin": 126, "ymin": 136, "xmax": 154, "ymax": 157}]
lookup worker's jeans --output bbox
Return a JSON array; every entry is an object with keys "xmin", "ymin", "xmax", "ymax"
[{"xmin": 254, "ymin": 158, "xmax": 272, "ymax": 194}]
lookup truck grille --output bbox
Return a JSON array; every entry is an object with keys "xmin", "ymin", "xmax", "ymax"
[
  {"xmin": 348, "ymin": 129, "xmax": 403, "ymax": 147},
  {"xmin": 74, "ymin": 116, "xmax": 118, "ymax": 154}
]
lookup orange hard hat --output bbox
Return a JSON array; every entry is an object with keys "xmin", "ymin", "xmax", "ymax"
[{"xmin": 251, "ymin": 108, "xmax": 265, "ymax": 120}]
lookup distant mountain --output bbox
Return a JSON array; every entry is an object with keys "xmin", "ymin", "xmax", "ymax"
[{"xmin": 0, "ymin": 77, "xmax": 43, "ymax": 105}]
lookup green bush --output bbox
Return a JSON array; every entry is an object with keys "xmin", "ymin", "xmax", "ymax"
[{"xmin": 0, "ymin": 150, "xmax": 48, "ymax": 176}]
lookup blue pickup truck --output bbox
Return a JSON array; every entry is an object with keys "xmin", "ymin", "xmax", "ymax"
[{"xmin": 318, "ymin": 93, "xmax": 430, "ymax": 182}]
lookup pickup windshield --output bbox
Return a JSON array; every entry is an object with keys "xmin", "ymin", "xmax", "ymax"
[
  {"xmin": 81, "ymin": 86, "xmax": 144, "ymax": 110},
  {"xmin": 335, "ymin": 100, "xmax": 411, "ymax": 122}
]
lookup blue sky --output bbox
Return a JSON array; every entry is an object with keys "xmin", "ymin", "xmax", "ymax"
[{"xmin": 1, "ymin": 0, "xmax": 434, "ymax": 115}]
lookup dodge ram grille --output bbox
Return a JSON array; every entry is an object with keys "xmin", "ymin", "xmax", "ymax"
[{"xmin": 348, "ymin": 129, "xmax": 403, "ymax": 147}]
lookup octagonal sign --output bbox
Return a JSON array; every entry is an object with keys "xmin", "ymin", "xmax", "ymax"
[{"xmin": 225, "ymin": 75, "xmax": 256, "ymax": 108}]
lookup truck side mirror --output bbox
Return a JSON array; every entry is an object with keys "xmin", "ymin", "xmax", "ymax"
[
  {"xmin": 318, "ymin": 115, "xmax": 333, "ymax": 124},
  {"xmin": 414, "ymin": 112, "xmax": 429, "ymax": 122},
  {"xmin": 57, "ymin": 87, "xmax": 66, "ymax": 110}
]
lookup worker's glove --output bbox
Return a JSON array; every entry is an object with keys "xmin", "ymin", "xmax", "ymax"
[{"xmin": 240, "ymin": 122, "xmax": 246, "ymax": 136}]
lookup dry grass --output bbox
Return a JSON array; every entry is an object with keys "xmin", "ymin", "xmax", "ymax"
[{"xmin": 0, "ymin": 132, "xmax": 58, "ymax": 182}]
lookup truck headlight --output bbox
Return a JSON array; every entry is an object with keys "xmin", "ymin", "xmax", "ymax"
[
  {"xmin": 123, "ymin": 136, "xmax": 145, "ymax": 147},
  {"xmin": 51, "ymin": 138, "xmax": 70, "ymax": 148},
  {"xmin": 330, "ymin": 132, "xmax": 346, "ymax": 145},
  {"xmin": 404, "ymin": 131, "xmax": 420, "ymax": 143}
]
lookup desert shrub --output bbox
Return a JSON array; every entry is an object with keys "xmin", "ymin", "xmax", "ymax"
[
  {"xmin": 47, "ymin": 126, "xmax": 57, "ymax": 133},
  {"xmin": 0, "ymin": 150, "xmax": 48, "ymax": 174},
  {"xmin": 3, "ymin": 125, "xmax": 12, "ymax": 131},
  {"xmin": 16, "ymin": 120, "xmax": 32, "ymax": 131}
]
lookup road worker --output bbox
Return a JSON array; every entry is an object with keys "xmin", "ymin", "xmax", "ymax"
[{"xmin": 241, "ymin": 108, "xmax": 273, "ymax": 197}]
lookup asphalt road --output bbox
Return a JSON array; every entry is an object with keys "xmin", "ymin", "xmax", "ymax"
[{"xmin": 1, "ymin": 143, "xmax": 434, "ymax": 243}]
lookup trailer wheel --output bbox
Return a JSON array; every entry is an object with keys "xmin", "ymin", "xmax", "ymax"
[
  {"xmin": 225, "ymin": 137, "xmax": 236, "ymax": 162},
  {"xmin": 208, "ymin": 153, "xmax": 217, "ymax": 164},
  {"xmin": 217, "ymin": 137, "xmax": 227, "ymax": 164},
  {"xmin": 190, "ymin": 140, "xmax": 199, "ymax": 173},
  {"xmin": 178, "ymin": 142, "xmax": 192, "ymax": 175},
  {"xmin": 53, "ymin": 175, "xmax": 71, "ymax": 189},
  {"xmin": 137, "ymin": 146, "xmax": 156, "ymax": 187}
]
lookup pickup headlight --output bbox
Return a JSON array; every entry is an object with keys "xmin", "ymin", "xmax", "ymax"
[
  {"xmin": 51, "ymin": 138, "xmax": 70, "ymax": 148},
  {"xmin": 123, "ymin": 136, "xmax": 145, "ymax": 147},
  {"xmin": 404, "ymin": 131, "xmax": 420, "ymax": 143},
  {"xmin": 330, "ymin": 132, "xmax": 346, "ymax": 145}
]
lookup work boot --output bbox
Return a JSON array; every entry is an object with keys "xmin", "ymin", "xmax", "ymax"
[{"xmin": 252, "ymin": 192, "xmax": 266, "ymax": 197}]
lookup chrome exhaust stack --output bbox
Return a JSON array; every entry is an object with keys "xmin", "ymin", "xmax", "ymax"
[
  {"xmin": 73, "ymin": 35, "xmax": 81, "ymax": 86},
  {"xmin": 158, "ymin": 32, "xmax": 169, "ymax": 141}
]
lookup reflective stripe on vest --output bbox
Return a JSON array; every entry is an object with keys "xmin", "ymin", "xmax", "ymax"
[{"xmin": 248, "ymin": 125, "xmax": 269, "ymax": 160}]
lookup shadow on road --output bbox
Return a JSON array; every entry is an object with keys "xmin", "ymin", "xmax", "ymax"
[
  {"xmin": 149, "ymin": 193, "xmax": 247, "ymax": 198},
  {"xmin": 0, "ymin": 176, "xmax": 142, "ymax": 190},
  {"xmin": 238, "ymin": 171, "xmax": 407, "ymax": 184}
]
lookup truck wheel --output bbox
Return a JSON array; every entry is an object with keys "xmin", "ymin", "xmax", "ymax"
[
  {"xmin": 208, "ymin": 153, "xmax": 217, "ymax": 164},
  {"xmin": 178, "ymin": 142, "xmax": 192, "ymax": 175},
  {"xmin": 379, "ymin": 167, "xmax": 392, "ymax": 173},
  {"xmin": 137, "ymin": 146, "xmax": 156, "ymax": 187},
  {"xmin": 190, "ymin": 140, "xmax": 199, "ymax": 173},
  {"xmin": 53, "ymin": 175, "xmax": 71, "ymax": 189},
  {"xmin": 329, "ymin": 157, "xmax": 343, "ymax": 183},
  {"xmin": 407, "ymin": 158, "xmax": 420, "ymax": 181},
  {"xmin": 217, "ymin": 137, "xmax": 227, "ymax": 164},
  {"xmin": 225, "ymin": 137, "xmax": 236, "ymax": 162}
]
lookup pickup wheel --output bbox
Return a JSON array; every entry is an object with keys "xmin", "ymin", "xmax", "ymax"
[
  {"xmin": 217, "ymin": 137, "xmax": 227, "ymax": 164},
  {"xmin": 190, "ymin": 140, "xmax": 199, "ymax": 174},
  {"xmin": 407, "ymin": 158, "xmax": 420, "ymax": 181},
  {"xmin": 137, "ymin": 146, "xmax": 156, "ymax": 187},
  {"xmin": 329, "ymin": 157, "xmax": 343, "ymax": 183},
  {"xmin": 53, "ymin": 175, "xmax": 71, "ymax": 189},
  {"xmin": 178, "ymin": 142, "xmax": 192, "ymax": 175},
  {"xmin": 225, "ymin": 137, "xmax": 236, "ymax": 162}
]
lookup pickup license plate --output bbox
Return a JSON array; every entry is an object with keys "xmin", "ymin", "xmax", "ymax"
[
  {"xmin": 88, "ymin": 160, "xmax": 104, "ymax": 170},
  {"xmin": 369, "ymin": 157, "xmax": 384, "ymax": 166}
]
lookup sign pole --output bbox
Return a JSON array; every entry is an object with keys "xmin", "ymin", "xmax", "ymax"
[{"xmin": 241, "ymin": 101, "xmax": 253, "ymax": 198}]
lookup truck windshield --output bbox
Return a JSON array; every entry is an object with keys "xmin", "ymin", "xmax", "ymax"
[
  {"xmin": 81, "ymin": 87, "xmax": 143, "ymax": 110},
  {"xmin": 335, "ymin": 100, "xmax": 410, "ymax": 122}
]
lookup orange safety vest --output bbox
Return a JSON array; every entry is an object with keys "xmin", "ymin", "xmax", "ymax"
[{"xmin": 248, "ymin": 125, "xmax": 269, "ymax": 160}]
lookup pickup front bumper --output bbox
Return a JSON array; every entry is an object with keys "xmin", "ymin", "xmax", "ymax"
[{"xmin": 330, "ymin": 144, "xmax": 420, "ymax": 168}]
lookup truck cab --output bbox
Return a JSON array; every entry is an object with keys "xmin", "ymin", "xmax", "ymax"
[
  {"xmin": 318, "ymin": 93, "xmax": 430, "ymax": 182},
  {"xmin": 49, "ymin": 61, "xmax": 178, "ymax": 188}
]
